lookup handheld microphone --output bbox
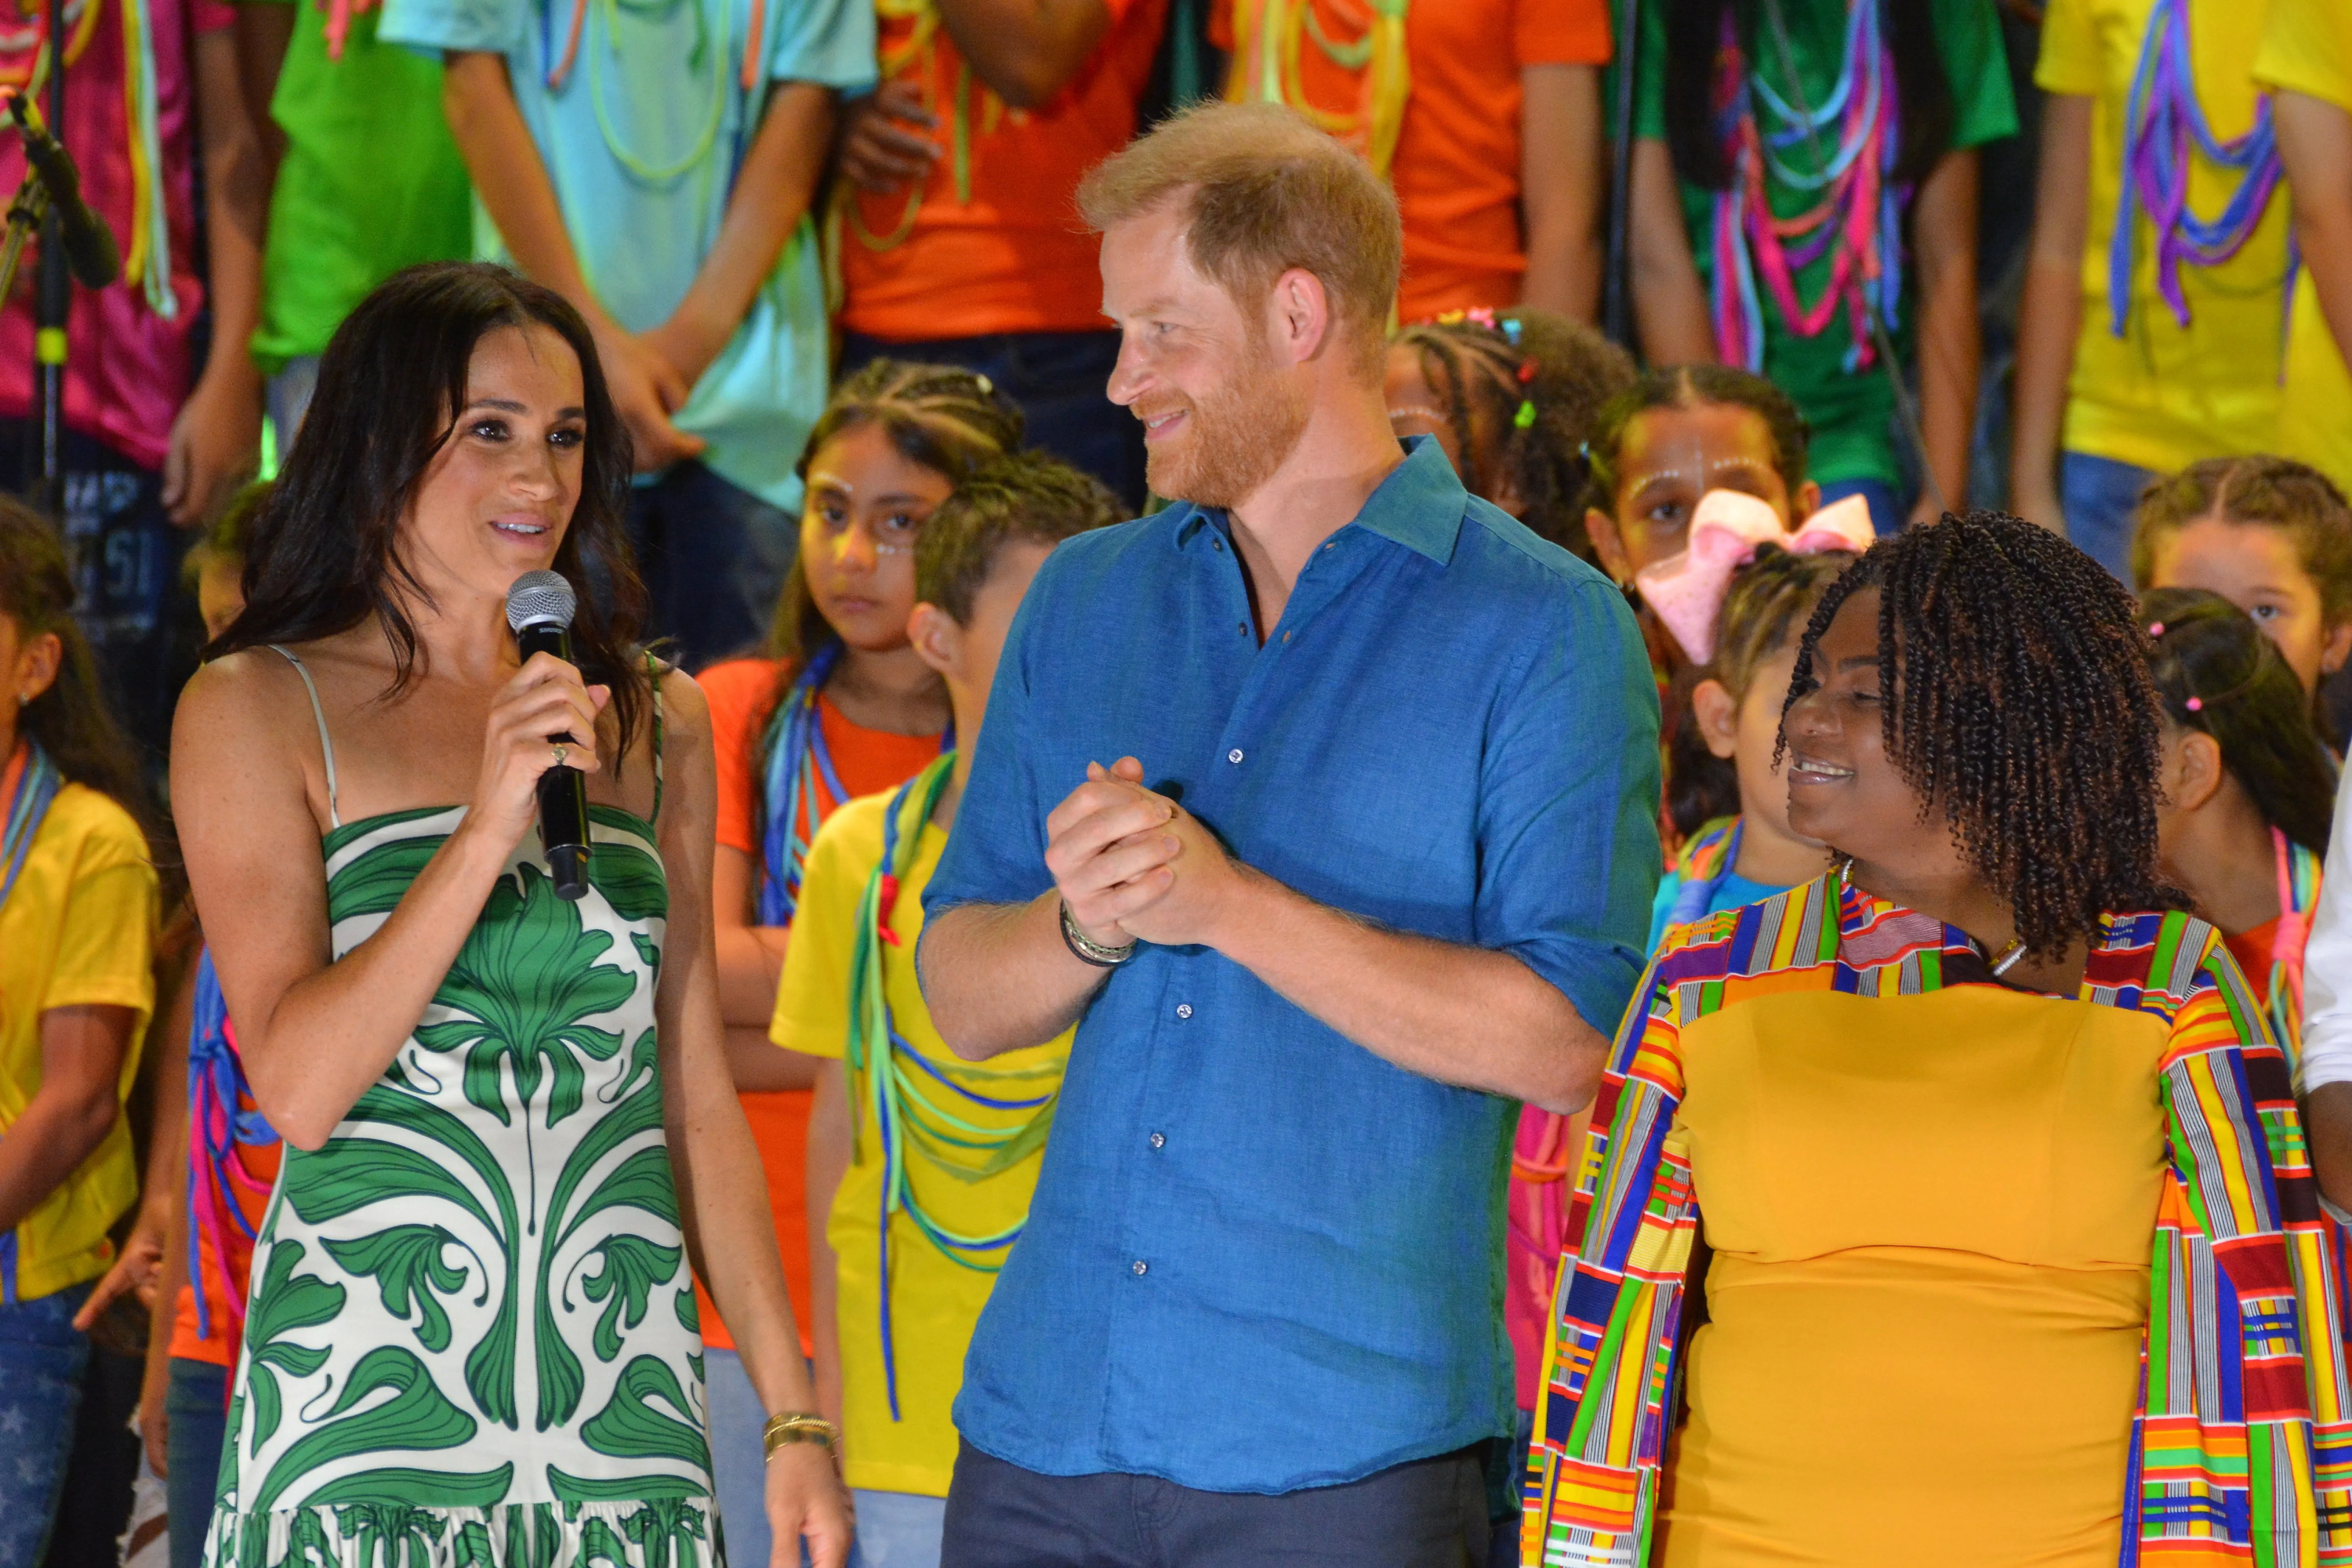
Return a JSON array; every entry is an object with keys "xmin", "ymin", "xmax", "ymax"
[
  {"xmin": 6, "ymin": 95, "xmax": 119, "ymax": 290},
  {"xmin": 506, "ymin": 570, "xmax": 592, "ymax": 902}
]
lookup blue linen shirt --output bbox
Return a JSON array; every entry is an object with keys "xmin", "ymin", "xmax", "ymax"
[
  {"xmin": 923, "ymin": 437, "xmax": 1662, "ymax": 1494},
  {"xmin": 379, "ymin": 0, "xmax": 873, "ymax": 511}
]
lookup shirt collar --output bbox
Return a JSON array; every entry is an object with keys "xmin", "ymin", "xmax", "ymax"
[{"xmin": 1171, "ymin": 437, "xmax": 1468, "ymax": 564}]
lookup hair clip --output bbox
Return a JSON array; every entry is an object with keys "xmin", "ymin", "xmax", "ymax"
[
  {"xmin": 2185, "ymin": 696, "xmax": 2203, "ymax": 712},
  {"xmin": 1502, "ymin": 318, "xmax": 1523, "ymax": 346},
  {"xmin": 2147, "ymin": 620, "xmax": 2165, "ymax": 639},
  {"xmin": 975, "ymin": 372, "xmax": 994, "ymax": 395},
  {"xmin": 1516, "ymin": 359, "xmax": 1537, "ymax": 385},
  {"xmin": 1514, "ymin": 400, "xmax": 1537, "ymax": 430}
]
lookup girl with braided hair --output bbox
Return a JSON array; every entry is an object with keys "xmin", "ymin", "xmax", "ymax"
[
  {"xmin": 696, "ymin": 358, "xmax": 1022, "ymax": 1563},
  {"xmin": 1525, "ymin": 512, "xmax": 2352, "ymax": 1566},
  {"xmin": 2142, "ymin": 587, "xmax": 2337, "ymax": 1062},
  {"xmin": 1384, "ymin": 307, "xmax": 1633, "ymax": 559}
]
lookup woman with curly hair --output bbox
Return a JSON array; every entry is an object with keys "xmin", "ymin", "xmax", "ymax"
[{"xmin": 1523, "ymin": 513, "xmax": 2352, "ymax": 1567}]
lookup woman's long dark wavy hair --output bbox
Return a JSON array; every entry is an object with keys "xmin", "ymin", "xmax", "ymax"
[
  {"xmin": 209, "ymin": 261, "xmax": 650, "ymax": 753},
  {"xmin": 1787, "ymin": 511, "xmax": 2183, "ymax": 958},
  {"xmin": 2141, "ymin": 586, "xmax": 2338, "ymax": 858},
  {"xmin": 1664, "ymin": 0, "xmax": 1958, "ymax": 193},
  {"xmin": 0, "ymin": 500, "xmax": 149, "ymax": 825}
]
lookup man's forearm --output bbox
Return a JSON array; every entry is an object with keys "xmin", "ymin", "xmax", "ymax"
[
  {"xmin": 920, "ymin": 895, "xmax": 1107, "ymax": 1062},
  {"xmin": 1208, "ymin": 869, "xmax": 1606, "ymax": 1114}
]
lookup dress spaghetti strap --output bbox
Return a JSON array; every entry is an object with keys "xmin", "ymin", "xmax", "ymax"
[
  {"xmin": 647, "ymin": 650, "xmax": 665, "ymax": 827},
  {"xmin": 267, "ymin": 644, "xmax": 341, "ymax": 831}
]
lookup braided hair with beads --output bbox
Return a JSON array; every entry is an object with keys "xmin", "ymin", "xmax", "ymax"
[
  {"xmin": 1784, "ymin": 510, "xmax": 2185, "ymax": 958},
  {"xmin": 1389, "ymin": 307, "xmax": 1634, "ymax": 558}
]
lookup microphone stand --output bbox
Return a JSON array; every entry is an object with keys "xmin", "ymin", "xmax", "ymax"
[
  {"xmin": 34, "ymin": 1, "xmax": 64, "ymax": 519},
  {"xmin": 0, "ymin": 71, "xmax": 68, "ymax": 518}
]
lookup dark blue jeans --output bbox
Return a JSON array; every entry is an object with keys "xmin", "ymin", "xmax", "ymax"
[
  {"xmin": 0, "ymin": 1282, "xmax": 93, "ymax": 1566},
  {"xmin": 939, "ymin": 1440, "xmax": 1487, "ymax": 1568},
  {"xmin": 625, "ymin": 459, "xmax": 798, "ymax": 672},
  {"xmin": 2060, "ymin": 450, "xmax": 2159, "ymax": 584},
  {"xmin": 838, "ymin": 330, "xmax": 1145, "ymax": 513},
  {"xmin": 166, "ymin": 1358, "xmax": 228, "ymax": 1568}
]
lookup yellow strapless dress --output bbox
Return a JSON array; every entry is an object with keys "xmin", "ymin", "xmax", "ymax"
[{"xmin": 1656, "ymin": 985, "xmax": 2169, "ymax": 1567}]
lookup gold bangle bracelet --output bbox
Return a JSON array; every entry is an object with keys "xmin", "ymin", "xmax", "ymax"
[{"xmin": 762, "ymin": 1411, "xmax": 840, "ymax": 1462}]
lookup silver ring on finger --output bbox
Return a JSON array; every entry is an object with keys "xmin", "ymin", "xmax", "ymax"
[{"xmin": 551, "ymin": 743, "xmax": 568, "ymax": 768}]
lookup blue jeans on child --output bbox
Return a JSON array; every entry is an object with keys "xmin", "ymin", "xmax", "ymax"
[
  {"xmin": 166, "ymin": 1357, "xmax": 230, "ymax": 1568},
  {"xmin": 0, "ymin": 1281, "xmax": 94, "ymax": 1566},
  {"xmin": 1817, "ymin": 475, "xmax": 1907, "ymax": 538},
  {"xmin": 2060, "ymin": 451, "xmax": 2158, "ymax": 583}
]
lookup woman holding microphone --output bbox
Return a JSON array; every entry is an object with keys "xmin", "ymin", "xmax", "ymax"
[{"xmin": 172, "ymin": 262, "xmax": 848, "ymax": 1568}]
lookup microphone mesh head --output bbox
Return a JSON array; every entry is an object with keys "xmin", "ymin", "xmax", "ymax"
[{"xmin": 506, "ymin": 570, "xmax": 577, "ymax": 632}]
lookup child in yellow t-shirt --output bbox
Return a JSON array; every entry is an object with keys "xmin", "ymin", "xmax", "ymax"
[
  {"xmin": 0, "ymin": 502, "xmax": 158, "ymax": 1565},
  {"xmin": 2013, "ymin": 0, "xmax": 2296, "ymax": 582},
  {"xmin": 774, "ymin": 452, "xmax": 1122, "ymax": 1567},
  {"xmin": 2257, "ymin": 0, "xmax": 2352, "ymax": 496}
]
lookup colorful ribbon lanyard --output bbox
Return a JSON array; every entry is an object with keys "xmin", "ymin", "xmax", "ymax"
[
  {"xmin": 843, "ymin": 0, "xmax": 1007, "ymax": 255},
  {"xmin": 757, "ymin": 643, "xmax": 851, "ymax": 926},
  {"xmin": 851, "ymin": 753, "xmax": 1062, "ymax": 1419},
  {"xmin": 2108, "ymin": 0, "xmax": 2285, "ymax": 337},
  {"xmin": 2266, "ymin": 825, "xmax": 2320, "ymax": 1069},
  {"xmin": 184, "ymin": 947, "xmax": 278, "ymax": 1345},
  {"xmin": 0, "ymin": 738, "xmax": 61, "ymax": 1305},
  {"xmin": 1664, "ymin": 817, "xmax": 1745, "ymax": 931},
  {"xmin": 1708, "ymin": 0, "xmax": 1903, "ymax": 374},
  {"xmin": 755, "ymin": 644, "xmax": 952, "ymax": 927},
  {"xmin": 543, "ymin": 0, "xmax": 743, "ymax": 184},
  {"xmin": 1225, "ymin": 0, "xmax": 1411, "ymax": 180}
]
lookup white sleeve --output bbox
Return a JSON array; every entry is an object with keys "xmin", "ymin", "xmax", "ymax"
[{"xmin": 2298, "ymin": 760, "xmax": 2352, "ymax": 1091}]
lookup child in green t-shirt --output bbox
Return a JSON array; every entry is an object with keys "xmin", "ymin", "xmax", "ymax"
[
  {"xmin": 771, "ymin": 452, "xmax": 1120, "ymax": 1568},
  {"xmin": 1627, "ymin": 0, "xmax": 2018, "ymax": 535}
]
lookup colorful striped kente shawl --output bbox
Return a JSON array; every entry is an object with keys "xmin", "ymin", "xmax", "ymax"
[{"xmin": 1523, "ymin": 874, "xmax": 2352, "ymax": 1567}]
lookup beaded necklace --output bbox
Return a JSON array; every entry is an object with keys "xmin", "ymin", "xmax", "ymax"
[
  {"xmin": 0, "ymin": 737, "xmax": 60, "ymax": 1305},
  {"xmin": 183, "ymin": 947, "xmax": 276, "ymax": 1344},
  {"xmin": 1225, "ymin": 0, "xmax": 1410, "ymax": 180},
  {"xmin": 2108, "ymin": 0, "xmax": 2285, "ymax": 336},
  {"xmin": 849, "ymin": 753, "xmax": 1062, "ymax": 1417},
  {"xmin": 543, "ymin": 0, "xmax": 739, "ymax": 183},
  {"xmin": 1707, "ymin": 0, "xmax": 1903, "ymax": 374}
]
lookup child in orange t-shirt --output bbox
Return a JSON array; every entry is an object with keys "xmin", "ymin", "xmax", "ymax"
[
  {"xmin": 697, "ymin": 359, "xmax": 1022, "ymax": 1566},
  {"xmin": 830, "ymin": 0, "xmax": 1168, "ymax": 506},
  {"xmin": 1217, "ymin": 0, "xmax": 1613, "ymax": 323}
]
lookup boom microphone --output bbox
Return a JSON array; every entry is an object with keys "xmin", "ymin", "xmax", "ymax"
[
  {"xmin": 506, "ymin": 571, "xmax": 592, "ymax": 901},
  {"xmin": 7, "ymin": 95, "xmax": 119, "ymax": 290}
]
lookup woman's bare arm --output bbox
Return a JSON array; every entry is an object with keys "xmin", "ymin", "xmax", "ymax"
[
  {"xmin": 174, "ymin": 647, "xmax": 606, "ymax": 1150},
  {"xmin": 649, "ymin": 672, "xmax": 848, "ymax": 1567}
]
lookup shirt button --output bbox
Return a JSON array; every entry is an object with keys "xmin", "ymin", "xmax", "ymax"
[
  {"xmin": 1228, "ymin": 749, "xmax": 1244, "ymax": 764},
  {"xmin": 1237, "ymin": 621, "xmax": 1248, "ymax": 636},
  {"xmin": 1212, "ymin": 537, "xmax": 1224, "ymax": 551},
  {"xmin": 1176, "ymin": 1003, "xmax": 1193, "ymax": 1018},
  {"xmin": 1150, "ymin": 1132, "xmax": 1166, "ymax": 1149},
  {"xmin": 1132, "ymin": 1260, "xmax": 1149, "ymax": 1276},
  {"xmin": 1282, "ymin": 630, "xmax": 1292, "ymax": 644}
]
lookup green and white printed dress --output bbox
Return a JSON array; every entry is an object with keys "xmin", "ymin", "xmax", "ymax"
[{"xmin": 205, "ymin": 650, "xmax": 722, "ymax": 1568}]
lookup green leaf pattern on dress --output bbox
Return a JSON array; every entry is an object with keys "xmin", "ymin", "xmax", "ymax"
[{"xmin": 204, "ymin": 806, "xmax": 718, "ymax": 1568}]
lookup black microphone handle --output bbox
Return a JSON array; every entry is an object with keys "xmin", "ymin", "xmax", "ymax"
[{"xmin": 517, "ymin": 621, "xmax": 592, "ymax": 901}]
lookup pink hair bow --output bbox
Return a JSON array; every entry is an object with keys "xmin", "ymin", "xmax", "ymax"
[{"xmin": 1635, "ymin": 490, "xmax": 1875, "ymax": 664}]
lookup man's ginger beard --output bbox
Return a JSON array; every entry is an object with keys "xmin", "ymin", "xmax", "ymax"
[{"xmin": 1138, "ymin": 315, "xmax": 1312, "ymax": 510}]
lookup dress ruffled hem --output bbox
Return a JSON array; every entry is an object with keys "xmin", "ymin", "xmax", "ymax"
[{"xmin": 202, "ymin": 1494, "xmax": 724, "ymax": 1568}]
